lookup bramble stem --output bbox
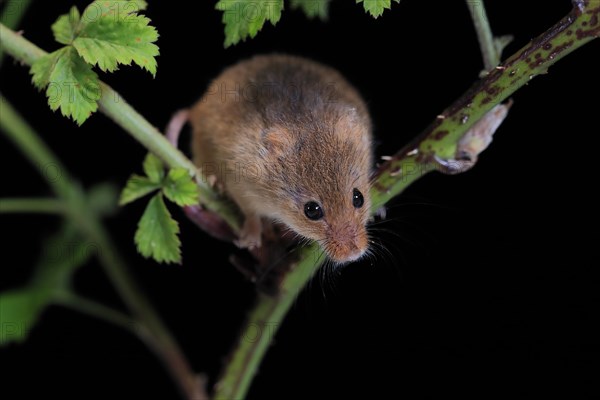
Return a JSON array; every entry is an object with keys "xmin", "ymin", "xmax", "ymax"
[{"xmin": 0, "ymin": 0, "xmax": 32, "ymax": 68}]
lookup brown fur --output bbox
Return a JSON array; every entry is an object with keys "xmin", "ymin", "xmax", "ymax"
[{"xmin": 189, "ymin": 55, "xmax": 373, "ymax": 263}]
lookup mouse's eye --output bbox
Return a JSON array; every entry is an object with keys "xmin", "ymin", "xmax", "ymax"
[
  {"xmin": 352, "ymin": 189, "xmax": 364, "ymax": 208},
  {"xmin": 304, "ymin": 201, "xmax": 324, "ymax": 220}
]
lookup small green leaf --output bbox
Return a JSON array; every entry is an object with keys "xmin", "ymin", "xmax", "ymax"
[
  {"xmin": 30, "ymin": 47, "xmax": 100, "ymax": 125},
  {"xmin": 216, "ymin": 0, "xmax": 284, "ymax": 47},
  {"xmin": 143, "ymin": 153, "xmax": 165, "ymax": 184},
  {"xmin": 134, "ymin": 194, "xmax": 181, "ymax": 264},
  {"xmin": 163, "ymin": 168, "xmax": 200, "ymax": 207},
  {"xmin": 73, "ymin": 1, "xmax": 159, "ymax": 75},
  {"xmin": 52, "ymin": 6, "xmax": 81, "ymax": 45},
  {"xmin": 290, "ymin": 0, "xmax": 330, "ymax": 20},
  {"xmin": 356, "ymin": 0, "xmax": 399, "ymax": 18},
  {"xmin": 119, "ymin": 175, "xmax": 161, "ymax": 205}
]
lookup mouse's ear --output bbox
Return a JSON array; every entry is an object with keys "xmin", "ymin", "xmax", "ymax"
[{"xmin": 262, "ymin": 127, "xmax": 293, "ymax": 155}]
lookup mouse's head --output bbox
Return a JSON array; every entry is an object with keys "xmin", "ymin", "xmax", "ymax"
[{"xmin": 261, "ymin": 109, "xmax": 372, "ymax": 264}]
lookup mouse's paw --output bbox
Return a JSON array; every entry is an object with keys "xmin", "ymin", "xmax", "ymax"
[
  {"xmin": 235, "ymin": 214, "xmax": 262, "ymax": 249},
  {"xmin": 205, "ymin": 174, "xmax": 227, "ymax": 194}
]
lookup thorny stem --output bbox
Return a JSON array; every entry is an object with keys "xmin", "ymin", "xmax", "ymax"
[
  {"xmin": 371, "ymin": 2, "xmax": 598, "ymax": 209},
  {"xmin": 0, "ymin": 96, "xmax": 207, "ymax": 400},
  {"xmin": 214, "ymin": 3, "xmax": 599, "ymax": 399},
  {"xmin": 214, "ymin": 245, "xmax": 321, "ymax": 400},
  {"xmin": 0, "ymin": 0, "xmax": 32, "ymax": 68}
]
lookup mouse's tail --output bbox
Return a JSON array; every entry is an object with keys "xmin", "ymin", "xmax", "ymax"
[{"xmin": 165, "ymin": 108, "xmax": 190, "ymax": 148}]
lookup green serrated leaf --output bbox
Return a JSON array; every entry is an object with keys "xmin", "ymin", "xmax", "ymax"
[
  {"xmin": 30, "ymin": 51, "xmax": 58, "ymax": 90},
  {"xmin": 216, "ymin": 0, "xmax": 284, "ymax": 47},
  {"xmin": 163, "ymin": 168, "xmax": 200, "ymax": 207},
  {"xmin": 356, "ymin": 0, "xmax": 399, "ymax": 18},
  {"xmin": 30, "ymin": 47, "xmax": 100, "ymax": 125},
  {"xmin": 72, "ymin": 1, "xmax": 159, "ymax": 75},
  {"xmin": 143, "ymin": 153, "xmax": 165, "ymax": 184},
  {"xmin": 119, "ymin": 175, "xmax": 161, "ymax": 205},
  {"xmin": 52, "ymin": 6, "xmax": 81, "ymax": 45},
  {"xmin": 135, "ymin": 194, "xmax": 181, "ymax": 264},
  {"xmin": 290, "ymin": 0, "xmax": 330, "ymax": 20}
]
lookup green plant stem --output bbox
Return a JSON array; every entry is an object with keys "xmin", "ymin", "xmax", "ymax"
[
  {"xmin": 372, "ymin": 2, "xmax": 598, "ymax": 209},
  {"xmin": 0, "ymin": 95, "xmax": 206, "ymax": 400},
  {"xmin": 214, "ymin": 245, "xmax": 320, "ymax": 400},
  {"xmin": 0, "ymin": 94, "xmax": 74, "ymax": 198},
  {"xmin": 0, "ymin": 197, "xmax": 65, "ymax": 214},
  {"xmin": 214, "ymin": 4, "xmax": 599, "ymax": 399},
  {"xmin": 77, "ymin": 214, "xmax": 206, "ymax": 400},
  {"xmin": 0, "ymin": 22, "xmax": 240, "ymax": 231},
  {"xmin": 0, "ymin": 0, "xmax": 32, "ymax": 68},
  {"xmin": 54, "ymin": 291, "xmax": 137, "ymax": 333},
  {"xmin": 466, "ymin": 0, "xmax": 498, "ymax": 70}
]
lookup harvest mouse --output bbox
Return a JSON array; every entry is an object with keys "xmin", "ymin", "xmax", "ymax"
[{"xmin": 189, "ymin": 55, "xmax": 373, "ymax": 263}]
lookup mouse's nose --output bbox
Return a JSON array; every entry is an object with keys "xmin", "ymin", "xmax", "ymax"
[
  {"xmin": 341, "ymin": 245, "xmax": 366, "ymax": 262},
  {"xmin": 326, "ymin": 226, "xmax": 368, "ymax": 263}
]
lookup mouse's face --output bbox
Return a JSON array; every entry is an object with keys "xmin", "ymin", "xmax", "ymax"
[
  {"xmin": 296, "ymin": 181, "xmax": 371, "ymax": 264},
  {"xmin": 264, "ymin": 114, "xmax": 372, "ymax": 264},
  {"xmin": 274, "ymin": 175, "xmax": 371, "ymax": 264}
]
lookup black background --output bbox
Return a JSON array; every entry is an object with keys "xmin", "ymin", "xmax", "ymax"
[{"xmin": 1, "ymin": 0, "xmax": 598, "ymax": 398}]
